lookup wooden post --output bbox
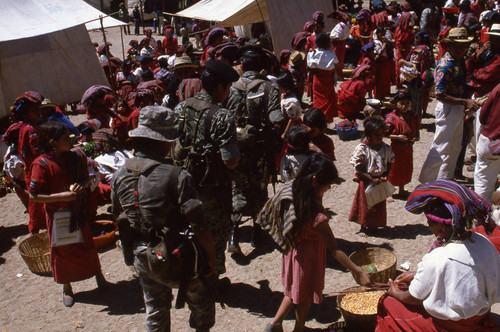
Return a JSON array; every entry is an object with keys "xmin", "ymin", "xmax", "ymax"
[
  {"xmin": 120, "ymin": 26, "xmax": 125, "ymax": 59},
  {"xmin": 99, "ymin": 16, "xmax": 117, "ymax": 94}
]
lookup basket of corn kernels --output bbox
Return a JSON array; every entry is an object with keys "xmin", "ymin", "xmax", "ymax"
[{"xmin": 336, "ymin": 286, "xmax": 384, "ymax": 331}]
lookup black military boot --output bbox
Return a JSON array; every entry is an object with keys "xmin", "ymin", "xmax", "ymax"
[{"xmin": 227, "ymin": 214, "xmax": 241, "ymax": 254}]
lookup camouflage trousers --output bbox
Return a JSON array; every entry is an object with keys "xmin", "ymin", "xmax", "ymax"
[
  {"xmin": 198, "ymin": 186, "xmax": 232, "ymax": 275},
  {"xmin": 133, "ymin": 244, "xmax": 215, "ymax": 332},
  {"xmin": 231, "ymin": 157, "xmax": 269, "ymax": 222}
]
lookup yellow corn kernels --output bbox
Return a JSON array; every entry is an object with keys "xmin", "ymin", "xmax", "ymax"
[{"xmin": 340, "ymin": 291, "xmax": 384, "ymax": 315}]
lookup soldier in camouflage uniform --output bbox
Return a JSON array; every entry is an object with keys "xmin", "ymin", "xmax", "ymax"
[
  {"xmin": 111, "ymin": 106, "xmax": 216, "ymax": 332},
  {"xmin": 224, "ymin": 46, "xmax": 284, "ymax": 253},
  {"xmin": 174, "ymin": 60, "xmax": 240, "ymax": 275}
]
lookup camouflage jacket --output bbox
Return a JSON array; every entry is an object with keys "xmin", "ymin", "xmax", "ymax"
[
  {"xmin": 224, "ymin": 71, "xmax": 283, "ymax": 128},
  {"xmin": 174, "ymin": 93, "xmax": 240, "ymax": 161}
]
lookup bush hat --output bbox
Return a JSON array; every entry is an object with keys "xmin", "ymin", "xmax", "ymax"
[{"xmin": 128, "ymin": 106, "xmax": 180, "ymax": 142}]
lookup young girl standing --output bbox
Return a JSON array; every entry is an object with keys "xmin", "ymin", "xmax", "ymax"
[
  {"xmin": 385, "ymin": 90, "xmax": 418, "ymax": 197},
  {"xmin": 29, "ymin": 121, "xmax": 108, "ymax": 307},
  {"xmin": 259, "ymin": 153, "xmax": 373, "ymax": 332},
  {"xmin": 276, "ymin": 69, "xmax": 303, "ymax": 139},
  {"xmin": 111, "ymin": 98, "xmax": 132, "ymax": 145},
  {"xmin": 349, "ymin": 117, "xmax": 394, "ymax": 231},
  {"xmin": 11, "ymin": 91, "xmax": 45, "ymax": 233}
]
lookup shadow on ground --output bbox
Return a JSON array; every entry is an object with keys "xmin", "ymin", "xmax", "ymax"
[
  {"xmin": 76, "ymin": 278, "xmax": 145, "ymax": 315},
  {"xmin": 222, "ymin": 279, "xmax": 342, "ymax": 325},
  {"xmin": 0, "ymin": 224, "xmax": 29, "ymax": 265},
  {"xmin": 362, "ymin": 224, "xmax": 432, "ymax": 240}
]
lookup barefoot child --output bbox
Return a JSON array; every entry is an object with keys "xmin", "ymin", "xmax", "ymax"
[
  {"xmin": 259, "ymin": 153, "xmax": 373, "ymax": 332},
  {"xmin": 349, "ymin": 117, "xmax": 394, "ymax": 231},
  {"xmin": 385, "ymin": 89, "xmax": 418, "ymax": 197},
  {"xmin": 29, "ymin": 121, "xmax": 108, "ymax": 307}
]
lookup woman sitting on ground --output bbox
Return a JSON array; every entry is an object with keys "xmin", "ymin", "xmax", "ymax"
[{"xmin": 377, "ymin": 179, "xmax": 500, "ymax": 331}]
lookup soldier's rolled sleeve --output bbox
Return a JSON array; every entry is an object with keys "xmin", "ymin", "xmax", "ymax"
[
  {"xmin": 177, "ymin": 170, "xmax": 203, "ymax": 215},
  {"xmin": 268, "ymin": 85, "xmax": 283, "ymax": 124}
]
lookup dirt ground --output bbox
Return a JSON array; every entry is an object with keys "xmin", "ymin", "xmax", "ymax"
[{"xmin": 0, "ymin": 27, "xmax": 498, "ymax": 332}]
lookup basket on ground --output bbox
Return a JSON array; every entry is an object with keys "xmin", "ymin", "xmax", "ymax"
[
  {"xmin": 336, "ymin": 124, "xmax": 359, "ymax": 141},
  {"xmin": 337, "ymin": 286, "xmax": 383, "ymax": 331},
  {"xmin": 349, "ymin": 247, "xmax": 397, "ymax": 283},
  {"xmin": 18, "ymin": 232, "xmax": 52, "ymax": 276}
]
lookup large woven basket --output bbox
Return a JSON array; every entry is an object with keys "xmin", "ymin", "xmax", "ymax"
[
  {"xmin": 349, "ymin": 248, "xmax": 396, "ymax": 284},
  {"xmin": 18, "ymin": 232, "xmax": 52, "ymax": 276},
  {"xmin": 336, "ymin": 286, "xmax": 379, "ymax": 331}
]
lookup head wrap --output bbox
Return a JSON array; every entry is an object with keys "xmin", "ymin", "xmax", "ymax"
[
  {"xmin": 303, "ymin": 21, "xmax": 316, "ymax": 32},
  {"xmin": 356, "ymin": 9, "xmax": 371, "ymax": 21},
  {"xmin": 405, "ymin": 179, "xmax": 495, "ymax": 234},
  {"xmin": 129, "ymin": 40, "xmax": 139, "ymax": 47},
  {"xmin": 390, "ymin": 87, "xmax": 411, "ymax": 103},
  {"xmin": 81, "ymin": 85, "xmax": 112, "ymax": 108},
  {"xmin": 351, "ymin": 64, "xmax": 373, "ymax": 79},
  {"xmin": 204, "ymin": 28, "xmax": 228, "ymax": 47},
  {"xmin": 10, "ymin": 91, "xmax": 43, "ymax": 114},
  {"xmin": 291, "ymin": 32, "xmax": 310, "ymax": 50},
  {"xmin": 327, "ymin": 10, "xmax": 350, "ymax": 23},
  {"xmin": 313, "ymin": 11, "xmax": 324, "ymax": 22}
]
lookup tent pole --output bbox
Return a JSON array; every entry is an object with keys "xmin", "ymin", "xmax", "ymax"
[
  {"xmin": 254, "ymin": 0, "xmax": 266, "ymax": 23},
  {"xmin": 100, "ymin": 16, "xmax": 117, "ymax": 94},
  {"xmin": 120, "ymin": 26, "xmax": 125, "ymax": 59}
]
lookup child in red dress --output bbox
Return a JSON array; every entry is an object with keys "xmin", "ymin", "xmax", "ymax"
[
  {"xmin": 11, "ymin": 91, "xmax": 45, "ymax": 233},
  {"xmin": 385, "ymin": 90, "xmax": 418, "ymax": 197},
  {"xmin": 260, "ymin": 154, "xmax": 372, "ymax": 332},
  {"xmin": 111, "ymin": 98, "xmax": 132, "ymax": 145},
  {"xmin": 349, "ymin": 117, "xmax": 394, "ymax": 231},
  {"xmin": 29, "ymin": 121, "xmax": 108, "ymax": 307}
]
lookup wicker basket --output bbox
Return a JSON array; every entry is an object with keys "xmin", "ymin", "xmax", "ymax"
[
  {"xmin": 336, "ymin": 286, "xmax": 379, "ymax": 331},
  {"xmin": 18, "ymin": 232, "xmax": 52, "ymax": 276},
  {"xmin": 349, "ymin": 248, "xmax": 397, "ymax": 284}
]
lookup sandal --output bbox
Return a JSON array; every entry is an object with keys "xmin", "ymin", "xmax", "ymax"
[
  {"xmin": 265, "ymin": 323, "xmax": 284, "ymax": 332},
  {"xmin": 62, "ymin": 291, "xmax": 74, "ymax": 307}
]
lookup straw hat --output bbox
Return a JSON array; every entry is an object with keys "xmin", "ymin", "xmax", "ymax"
[
  {"xmin": 486, "ymin": 23, "xmax": 500, "ymax": 37},
  {"xmin": 288, "ymin": 51, "xmax": 305, "ymax": 67},
  {"xmin": 444, "ymin": 27, "xmax": 474, "ymax": 43},
  {"xmin": 40, "ymin": 98, "xmax": 57, "ymax": 109},
  {"xmin": 170, "ymin": 55, "xmax": 199, "ymax": 72}
]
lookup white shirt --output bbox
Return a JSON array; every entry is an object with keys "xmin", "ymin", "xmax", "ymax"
[
  {"xmin": 330, "ymin": 22, "xmax": 350, "ymax": 40},
  {"xmin": 350, "ymin": 142, "xmax": 394, "ymax": 177},
  {"xmin": 373, "ymin": 39, "xmax": 387, "ymax": 57},
  {"xmin": 281, "ymin": 94, "xmax": 302, "ymax": 120},
  {"xmin": 140, "ymin": 46, "xmax": 156, "ymax": 58},
  {"xmin": 279, "ymin": 154, "xmax": 309, "ymax": 182},
  {"xmin": 409, "ymin": 233, "xmax": 500, "ymax": 320},
  {"xmin": 307, "ymin": 49, "xmax": 338, "ymax": 71},
  {"xmin": 95, "ymin": 150, "xmax": 134, "ymax": 182}
]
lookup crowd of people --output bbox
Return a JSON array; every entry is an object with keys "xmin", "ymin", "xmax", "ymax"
[{"xmin": 2, "ymin": 0, "xmax": 500, "ymax": 331}]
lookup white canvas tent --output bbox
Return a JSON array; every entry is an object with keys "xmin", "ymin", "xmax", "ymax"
[
  {"xmin": 0, "ymin": 0, "xmax": 126, "ymax": 118},
  {"xmin": 169, "ymin": 0, "xmax": 334, "ymax": 56}
]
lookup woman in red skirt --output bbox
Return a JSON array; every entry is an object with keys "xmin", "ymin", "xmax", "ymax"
[
  {"xmin": 307, "ymin": 33, "xmax": 339, "ymax": 123},
  {"xmin": 29, "ymin": 121, "xmax": 108, "ymax": 307}
]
